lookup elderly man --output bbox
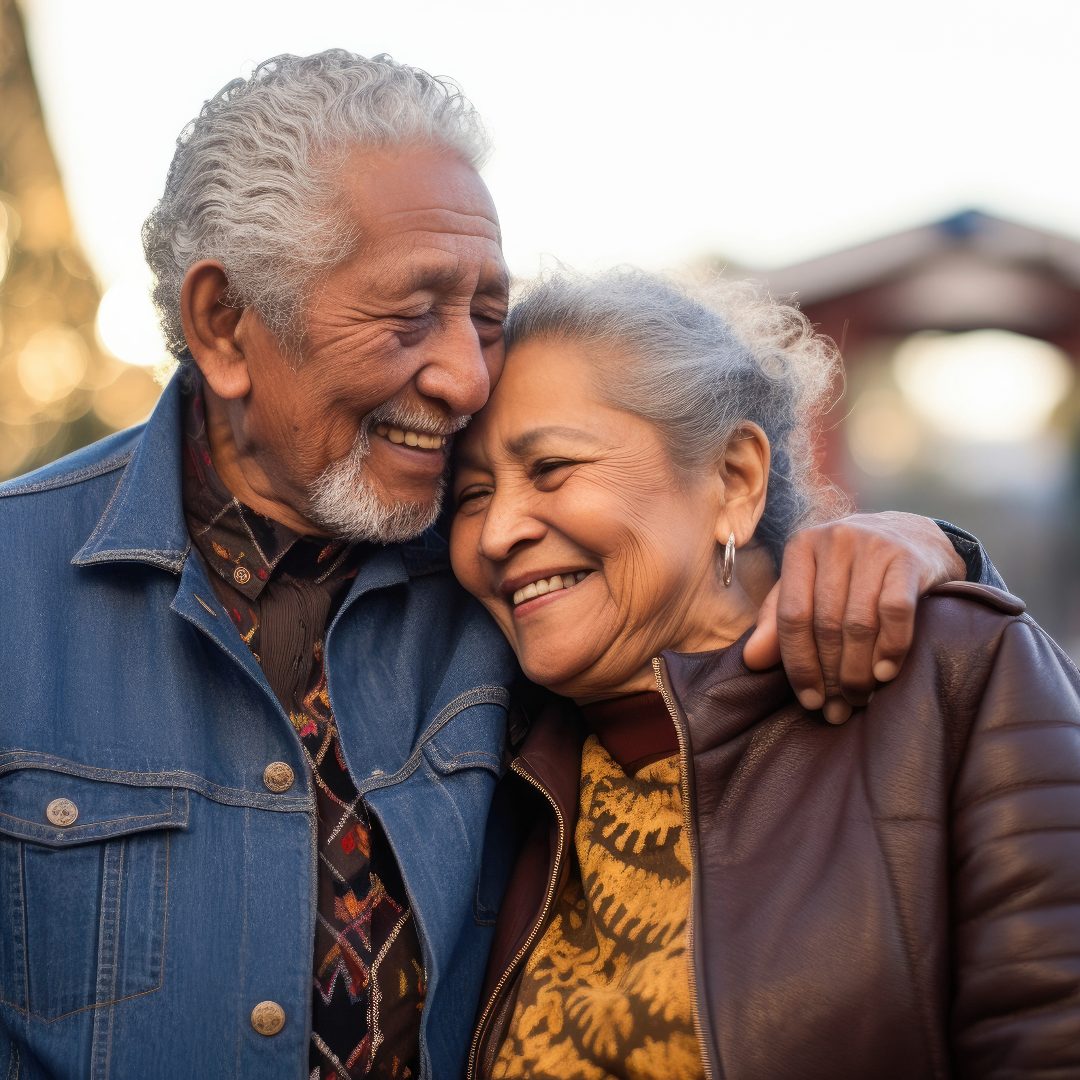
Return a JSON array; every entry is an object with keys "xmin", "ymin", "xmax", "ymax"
[{"xmin": 0, "ymin": 52, "xmax": 1002, "ymax": 1080}]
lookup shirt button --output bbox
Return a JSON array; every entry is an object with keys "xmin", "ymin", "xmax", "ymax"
[
  {"xmin": 250, "ymin": 1000, "xmax": 285, "ymax": 1036},
  {"xmin": 233, "ymin": 566, "xmax": 251, "ymax": 585},
  {"xmin": 46, "ymin": 798, "xmax": 78, "ymax": 826},
  {"xmin": 263, "ymin": 762, "xmax": 295, "ymax": 793}
]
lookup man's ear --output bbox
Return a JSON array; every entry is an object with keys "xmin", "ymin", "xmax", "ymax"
[
  {"xmin": 180, "ymin": 260, "xmax": 249, "ymax": 400},
  {"xmin": 715, "ymin": 422, "xmax": 771, "ymax": 548}
]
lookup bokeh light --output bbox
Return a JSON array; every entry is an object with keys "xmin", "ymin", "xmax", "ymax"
[
  {"xmin": 17, "ymin": 325, "xmax": 88, "ymax": 402},
  {"xmin": 846, "ymin": 389, "xmax": 922, "ymax": 477},
  {"xmin": 892, "ymin": 329, "xmax": 1073, "ymax": 444},
  {"xmin": 96, "ymin": 278, "xmax": 169, "ymax": 368}
]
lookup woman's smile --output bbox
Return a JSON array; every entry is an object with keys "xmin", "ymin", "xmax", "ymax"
[{"xmin": 506, "ymin": 569, "xmax": 595, "ymax": 615}]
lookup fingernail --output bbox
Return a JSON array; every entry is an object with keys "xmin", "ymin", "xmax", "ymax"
[
  {"xmin": 823, "ymin": 699, "xmax": 853, "ymax": 725},
  {"xmin": 799, "ymin": 690, "xmax": 825, "ymax": 711},
  {"xmin": 873, "ymin": 660, "xmax": 900, "ymax": 682}
]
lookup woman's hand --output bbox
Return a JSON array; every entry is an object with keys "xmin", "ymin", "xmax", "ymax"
[{"xmin": 743, "ymin": 512, "xmax": 967, "ymax": 724}]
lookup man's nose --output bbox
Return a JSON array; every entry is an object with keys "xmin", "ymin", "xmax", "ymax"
[{"xmin": 414, "ymin": 316, "xmax": 494, "ymax": 417}]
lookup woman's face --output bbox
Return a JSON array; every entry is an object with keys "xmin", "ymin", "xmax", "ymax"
[{"xmin": 450, "ymin": 337, "xmax": 766, "ymax": 701}]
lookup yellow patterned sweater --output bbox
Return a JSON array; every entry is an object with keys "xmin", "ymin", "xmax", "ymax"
[{"xmin": 493, "ymin": 734, "xmax": 705, "ymax": 1080}]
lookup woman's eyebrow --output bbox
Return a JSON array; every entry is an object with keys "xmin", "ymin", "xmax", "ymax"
[{"xmin": 506, "ymin": 427, "xmax": 601, "ymax": 457}]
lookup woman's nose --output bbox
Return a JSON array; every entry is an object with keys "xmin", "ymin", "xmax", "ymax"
[{"xmin": 478, "ymin": 488, "xmax": 546, "ymax": 563}]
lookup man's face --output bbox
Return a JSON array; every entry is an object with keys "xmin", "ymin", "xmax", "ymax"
[{"xmin": 232, "ymin": 145, "xmax": 509, "ymax": 539}]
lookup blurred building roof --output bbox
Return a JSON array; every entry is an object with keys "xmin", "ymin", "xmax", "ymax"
[{"xmin": 756, "ymin": 211, "xmax": 1080, "ymax": 345}]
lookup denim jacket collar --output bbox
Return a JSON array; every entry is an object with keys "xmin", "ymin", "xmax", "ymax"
[
  {"xmin": 71, "ymin": 371, "xmax": 190, "ymax": 572},
  {"xmin": 70, "ymin": 369, "xmax": 453, "ymax": 580}
]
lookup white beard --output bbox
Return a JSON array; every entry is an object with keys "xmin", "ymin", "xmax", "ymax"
[{"xmin": 306, "ymin": 400, "xmax": 469, "ymax": 544}]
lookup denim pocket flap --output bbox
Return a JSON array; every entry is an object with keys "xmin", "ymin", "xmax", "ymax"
[
  {"xmin": 0, "ymin": 769, "xmax": 189, "ymax": 847},
  {"xmin": 423, "ymin": 695, "xmax": 509, "ymax": 778}
]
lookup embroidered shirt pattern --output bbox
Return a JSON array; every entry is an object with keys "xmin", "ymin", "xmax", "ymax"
[{"xmin": 181, "ymin": 384, "xmax": 425, "ymax": 1080}]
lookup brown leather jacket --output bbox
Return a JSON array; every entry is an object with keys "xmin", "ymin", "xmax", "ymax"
[{"xmin": 468, "ymin": 583, "xmax": 1080, "ymax": 1079}]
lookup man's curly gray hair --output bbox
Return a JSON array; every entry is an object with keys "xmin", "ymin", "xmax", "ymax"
[
  {"xmin": 143, "ymin": 50, "xmax": 491, "ymax": 362},
  {"xmin": 504, "ymin": 268, "xmax": 850, "ymax": 569}
]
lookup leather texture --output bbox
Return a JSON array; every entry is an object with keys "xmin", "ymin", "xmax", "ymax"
[{"xmin": 474, "ymin": 583, "xmax": 1080, "ymax": 1078}]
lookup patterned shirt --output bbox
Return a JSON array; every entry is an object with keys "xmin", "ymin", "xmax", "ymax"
[
  {"xmin": 494, "ymin": 694, "xmax": 705, "ymax": 1080},
  {"xmin": 181, "ymin": 384, "xmax": 426, "ymax": 1080}
]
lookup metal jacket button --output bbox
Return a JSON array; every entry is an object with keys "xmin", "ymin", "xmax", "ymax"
[
  {"xmin": 263, "ymin": 762, "xmax": 295, "ymax": 793},
  {"xmin": 46, "ymin": 798, "xmax": 78, "ymax": 826},
  {"xmin": 233, "ymin": 565, "xmax": 251, "ymax": 585},
  {"xmin": 250, "ymin": 1001, "xmax": 285, "ymax": 1036}
]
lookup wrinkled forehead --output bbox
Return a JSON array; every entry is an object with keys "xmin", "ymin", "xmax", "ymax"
[{"xmin": 338, "ymin": 144, "xmax": 501, "ymax": 243}]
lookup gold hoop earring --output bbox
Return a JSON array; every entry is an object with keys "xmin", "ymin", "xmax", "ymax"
[{"xmin": 722, "ymin": 532, "xmax": 736, "ymax": 587}]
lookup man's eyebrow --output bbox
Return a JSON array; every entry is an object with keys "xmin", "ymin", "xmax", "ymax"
[
  {"xmin": 389, "ymin": 258, "xmax": 509, "ymax": 300},
  {"xmin": 506, "ymin": 427, "xmax": 602, "ymax": 457}
]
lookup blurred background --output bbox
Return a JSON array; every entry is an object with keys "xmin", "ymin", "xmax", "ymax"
[{"xmin": 4, "ymin": 0, "xmax": 1080, "ymax": 650}]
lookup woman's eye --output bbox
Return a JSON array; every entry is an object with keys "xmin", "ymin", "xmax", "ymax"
[
  {"xmin": 532, "ymin": 460, "xmax": 579, "ymax": 484},
  {"xmin": 455, "ymin": 487, "xmax": 491, "ymax": 513}
]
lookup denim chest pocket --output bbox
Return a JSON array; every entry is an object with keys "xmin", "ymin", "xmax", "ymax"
[
  {"xmin": 0, "ymin": 768, "xmax": 188, "ymax": 1022},
  {"xmin": 421, "ymin": 693, "xmax": 509, "ymax": 778}
]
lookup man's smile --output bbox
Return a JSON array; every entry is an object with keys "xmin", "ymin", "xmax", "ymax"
[{"xmin": 374, "ymin": 422, "xmax": 447, "ymax": 450}]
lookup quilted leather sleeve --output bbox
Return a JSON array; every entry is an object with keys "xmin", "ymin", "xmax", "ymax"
[{"xmin": 951, "ymin": 617, "xmax": 1080, "ymax": 1076}]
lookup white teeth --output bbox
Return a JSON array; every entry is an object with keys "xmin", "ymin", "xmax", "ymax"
[
  {"xmin": 512, "ymin": 571, "xmax": 592, "ymax": 606},
  {"xmin": 377, "ymin": 426, "xmax": 445, "ymax": 449}
]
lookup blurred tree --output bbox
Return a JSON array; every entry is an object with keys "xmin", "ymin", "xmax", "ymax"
[{"xmin": 0, "ymin": 0, "xmax": 160, "ymax": 481}]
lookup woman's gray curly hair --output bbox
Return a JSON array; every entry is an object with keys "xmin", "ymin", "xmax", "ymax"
[
  {"xmin": 504, "ymin": 268, "xmax": 850, "ymax": 568},
  {"xmin": 143, "ymin": 50, "xmax": 490, "ymax": 362}
]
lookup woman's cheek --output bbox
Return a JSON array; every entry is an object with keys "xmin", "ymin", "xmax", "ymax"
[{"xmin": 448, "ymin": 517, "xmax": 486, "ymax": 602}]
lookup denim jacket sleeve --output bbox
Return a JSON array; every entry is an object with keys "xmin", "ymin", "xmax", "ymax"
[{"xmin": 935, "ymin": 520, "xmax": 1007, "ymax": 592}]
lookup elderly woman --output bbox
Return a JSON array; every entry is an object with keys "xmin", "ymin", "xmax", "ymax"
[{"xmin": 449, "ymin": 270, "xmax": 1080, "ymax": 1080}]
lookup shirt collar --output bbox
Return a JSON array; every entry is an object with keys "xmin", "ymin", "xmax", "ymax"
[{"xmin": 180, "ymin": 382, "xmax": 313, "ymax": 600}]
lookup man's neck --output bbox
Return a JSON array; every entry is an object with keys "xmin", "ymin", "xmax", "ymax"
[{"xmin": 201, "ymin": 380, "xmax": 331, "ymax": 537}]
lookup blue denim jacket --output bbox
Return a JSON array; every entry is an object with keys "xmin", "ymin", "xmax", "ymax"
[
  {"xmin": 0, "ymin": 374, "xmax": 1004, "ymax": 1080},
  {"xmin": 0, "ymin": 374, "xmax": 518, "ymax": 1079}
]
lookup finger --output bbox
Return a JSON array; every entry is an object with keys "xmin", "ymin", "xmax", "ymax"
[
  {"xmin": 806, "ymin": 544, "xmax": 855, "ymax": 703},
  {"xmin": 823, "ymin": 696, "xmax": 853, "ymax": 725},
  {"xmin": 835, "ymin": 558, "xmax": 888, "ymax": 706},
  {"xmin": 870, "ymin": 559, "xmax": 920, "ymax": 683},
  {"xmin": 743, "ymin": 583, "xmax": 781, "ymax": 670},
  {"xmin": 775, "ymin": 536, "xmax": 827, "ymax": 711}
]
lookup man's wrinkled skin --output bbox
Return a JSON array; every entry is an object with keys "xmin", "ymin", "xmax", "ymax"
[
  {"xmin": 178, "ymin": 143, "xmax": 966, "ymax": 718},
  {"xmin": 180, "ymin": 146, "xmax": 509, "ymax": 536}
]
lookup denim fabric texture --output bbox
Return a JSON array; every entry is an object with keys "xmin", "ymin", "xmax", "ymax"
[
  {"xmin": 0, "ymin": 372, "xmax": 517, "ymax": 1080},
  {"xmin": 0, "ymin": 373, "xmax": 1000, "ymax": 1080}
]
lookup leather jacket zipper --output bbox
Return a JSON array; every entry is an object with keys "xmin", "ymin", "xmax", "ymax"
[
  {"xmin": 653, "ymin": 655, "xmax": 719, "ymax": 1080},
  {"xmin": 466, "ymin": 758, "xmax": 567, "ymax": 1080}
]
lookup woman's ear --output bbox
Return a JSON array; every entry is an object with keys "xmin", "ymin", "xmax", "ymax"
[
  {"xmin": 180, "ymin": 260, "xmax": 250, "ymax": 400},
  {"xmin": 715, "ymin": 422, "xmax": 770, "ymax": 547}
]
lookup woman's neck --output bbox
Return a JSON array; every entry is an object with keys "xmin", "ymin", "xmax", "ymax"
[{"xmin": 571, "ymin": 544, "xmax": 778, "ymax": 704}]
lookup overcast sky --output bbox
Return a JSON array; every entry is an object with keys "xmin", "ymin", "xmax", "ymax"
[{"xmin": 19, "ymin": 0, "xmax": 1080, "ymax": 291}]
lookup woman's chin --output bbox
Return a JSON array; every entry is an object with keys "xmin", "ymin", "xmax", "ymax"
[{"xmin": 518, "ymin": 656, "xmax": 587, "ymax": 696}]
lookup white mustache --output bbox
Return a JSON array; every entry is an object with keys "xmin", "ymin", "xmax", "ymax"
[{"xmin": 364, "ymin": 399, "xmax": 471, "ymax": 439}]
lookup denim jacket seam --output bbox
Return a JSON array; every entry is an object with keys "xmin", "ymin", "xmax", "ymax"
[
  {"xmin": 352, "ymin": 685, "xmax": 510, "ymax": 796},
  {"xmin": 0, "ymin": 449, "xmax": 134, "ymax": 499},
  {"xmin": 0, "ymin": 753, "xmax": 314, "ymax": 812},
  {"xmin": 74, "ymin": 547, "xmax": 189, "ymax": 571}
]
